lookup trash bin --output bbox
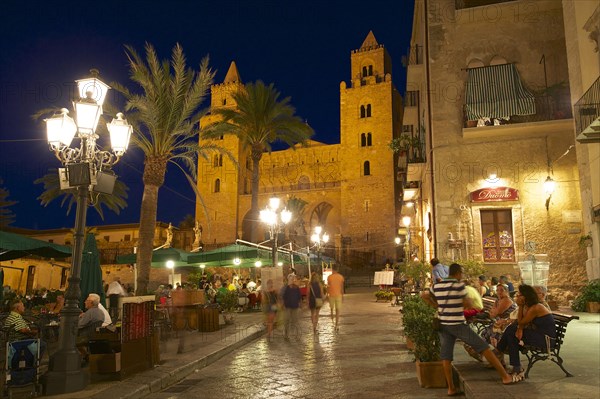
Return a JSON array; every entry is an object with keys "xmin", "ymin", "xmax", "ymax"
[
  {"xmin": 518, "ymin": 256, "xmax": 549, "ymax": 287},
  {"xmin": 198, "ymin": 305, "xmax": 220, "ymax": 332}
]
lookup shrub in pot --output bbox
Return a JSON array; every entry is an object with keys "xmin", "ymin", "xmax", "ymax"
[
  {"xmin": 571, "ymin": 279, "xmax": 600, "ymax": 313},
  {"xmin": 375, "ymin": 290, "xmax": 394, "ymax": 301},
  {"xmin": 402, "ymin": 295, "xmax": 446, "ymax": 388}
]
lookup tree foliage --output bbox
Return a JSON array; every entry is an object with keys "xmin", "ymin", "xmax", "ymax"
[{"xmin": 34, "ymin": 169, "xmax": 128, "ymax": 220}]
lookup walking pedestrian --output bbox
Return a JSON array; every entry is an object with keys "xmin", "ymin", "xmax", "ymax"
[
  {"xmin": 327, "ymin": 264, "xmax": 345, "ymax": 331},
  {"xmin": 106, "ymin": 276, "xmax": 126, "ymax": 321},
  {"xmin": 308, "ymin": 271, "xmax": 324, "ymax": 334},
  {"xmin": 423, "ymin": 263, "xmax": 517, "ymax": 396},
  {"xmin": 262, "ymin": 279, "xmax": 279, "ymax": 340},
  {"xmin": 282, "ymin": 276, "xmax": 302, "ymax": 341}
]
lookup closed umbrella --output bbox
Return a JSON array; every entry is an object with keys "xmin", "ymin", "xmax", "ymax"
[{"xmin": 79, "ymin": 233, "xmax": 106, "ymax": 309}]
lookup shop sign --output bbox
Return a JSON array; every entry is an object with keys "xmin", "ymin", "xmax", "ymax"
[{"xmin": 470, "ymin": 187, "xmax": 519, "ymax": 202}]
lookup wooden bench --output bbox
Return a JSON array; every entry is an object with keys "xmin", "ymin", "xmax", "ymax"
[
  {"xmin": 520, "ymin": 312, "xmax": 579, "ymax": 378},
  {"xmin": 469, "ymin": 297, "xmax": 496, "ymax": 334}
]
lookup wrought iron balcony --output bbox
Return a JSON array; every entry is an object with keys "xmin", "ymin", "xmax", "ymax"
[{"xmin": 574, "ymin": 76, "xmax": 600, "ymax": 143}]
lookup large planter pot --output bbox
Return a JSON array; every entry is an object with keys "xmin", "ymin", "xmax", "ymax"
[
  {"xmin": 415, "ymin": 360, "xmax": 447, "ymax": 388},
  {"xmin": 586, "ymin": 302, "xmax": 600, "ymax": 313}
]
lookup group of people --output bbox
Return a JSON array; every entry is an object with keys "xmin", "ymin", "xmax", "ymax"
[
  {"xmin": 424, "ymin": 262, "xmax": 556, "ymax": 396},
  {"xmin": 262, "ymin": 265, "xmax": 345, "ymax": 341}
]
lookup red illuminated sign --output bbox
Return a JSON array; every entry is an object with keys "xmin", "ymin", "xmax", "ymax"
[{"xmin": 470, "ymin": 187, "xmax": 519, "ymax": 202}]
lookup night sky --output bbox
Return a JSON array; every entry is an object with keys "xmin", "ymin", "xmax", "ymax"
[{"xmin": 0, "ymin": 0, "xmax": 414, "ymax": 231}]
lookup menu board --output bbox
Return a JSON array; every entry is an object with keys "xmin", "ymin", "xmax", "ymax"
[
  {"xmin": 122, "ymin": 301, "xmax": 154, "ymax": 343},
  {"xmin": 374, "ymin": 271, "xmax": 394, "ymax": 285}
]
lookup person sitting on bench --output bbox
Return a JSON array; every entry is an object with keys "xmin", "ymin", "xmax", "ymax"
[{"xmin": 497, "ymin": 284, "xmax": 556, "ymax": 380}]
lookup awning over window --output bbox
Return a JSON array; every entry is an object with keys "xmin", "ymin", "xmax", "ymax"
[{"xmin": 465, "ymin": 63, "xmax": 535, "ymax": 120}]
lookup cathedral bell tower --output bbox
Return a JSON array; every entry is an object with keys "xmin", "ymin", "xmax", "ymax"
[{"xmin": 339, "ymin": 31, "xmax": 403, "ymax": 260}]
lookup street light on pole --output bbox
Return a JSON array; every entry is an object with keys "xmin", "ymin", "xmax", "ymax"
[
  {"xmin": 311, "ymin": 226, "xmax": 329, "ymax": 273},
  {"xmin": 42, "ymin": 71, "xmax": 131, "ymax": 395},
  {"xmin": 166, "ymin": 260, "xmax": 175, "ymax": 286},
  {"xmin": 259, "ymin": 197, "xmax": 292, "ymax": 267}
]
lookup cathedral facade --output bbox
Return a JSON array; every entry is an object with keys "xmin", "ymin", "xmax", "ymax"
[{"xmin": 195, "ymin": 32, "xmax": 403, "ymax": 267}]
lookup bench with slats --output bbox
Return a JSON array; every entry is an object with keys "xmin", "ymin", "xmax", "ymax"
[
  {"xmin": 468, "ymin": 297, "xmax": 496, "ymax": 334},
  {"xmin": 520, "ymin": 312, "xmax": 579, "ymax": 378}
]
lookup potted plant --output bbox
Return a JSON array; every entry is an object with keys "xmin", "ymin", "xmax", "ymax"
[
  {"xmin": 571, "ymin": 279, "xmax": 600, "ymax": 313},
  {"xmin": 216, "ymin": 289, "xmax": 239, "ymax": 324},
  {"xmin": 401, "ymin": 260, "xmax": 430, "ymax": 290},
  {"xmin": 374, "ymin": 290, "xmax": 394, "ymax": 302},
  {"xmin": 401, "ymin": 295, "xmax": 446, "ymax": 388}
]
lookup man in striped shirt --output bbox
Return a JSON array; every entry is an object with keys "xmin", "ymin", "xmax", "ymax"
[
  {"xmin": 3, "ymin": 300, "xmax": 37, "ymax": 342},
  {"xmin": 425, "ymin": 263, "xmax": 517, "ymax": 395}
]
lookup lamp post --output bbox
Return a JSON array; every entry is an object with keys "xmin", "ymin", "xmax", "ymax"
[
  {"xmin": 42, "ymin": 71, "xmax": 131, "ymax": 394},
  {"xmin": 259, "ymin": 197, "xmax": 292, "ymax": 267},
  {"xmin": 311, "ymin": 226, "xmax": 329, "ymax": 273},
  {"xmin": 166, "ymin": 260, "xmax": 175, "ymax": 286}
]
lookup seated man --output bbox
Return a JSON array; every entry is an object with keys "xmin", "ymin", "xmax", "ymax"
[
  {"xmin": 4, "ymin": 300, "xmax": 38, "ymax": 342},
  {"xmin": 4, "ymin": 300, "xmax": 46, "ymax": 357},
  {"xmin": 79, "ymin": 294, "xmax": 106, "ymax": 337}
]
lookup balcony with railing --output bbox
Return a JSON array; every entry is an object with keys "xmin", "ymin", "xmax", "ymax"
[{"xmin": 574, "ymin": 76, "xmax": 600, "ymax": 143}]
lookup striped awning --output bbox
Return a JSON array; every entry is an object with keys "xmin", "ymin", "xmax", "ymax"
[{"xmin": 465, "ymin": 63, "xmax": 536, "ymax": 120}]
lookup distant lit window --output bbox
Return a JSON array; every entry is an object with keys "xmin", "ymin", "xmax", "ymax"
[
  {"xmin": 214, "ymin": 179, "xmax": 221, "ymax": 193},
  {"xmin": 363, "ymin": 161, "xmax": 371, "ymax": 176}
]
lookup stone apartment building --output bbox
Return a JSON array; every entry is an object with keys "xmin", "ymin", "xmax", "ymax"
[
  {"xmin": 195, "ymin": 32, "xmax": 404, "ymax": 267},
  {"xmin": 405, "ymin": 0, "xmax": 590, "ymax": 297}
]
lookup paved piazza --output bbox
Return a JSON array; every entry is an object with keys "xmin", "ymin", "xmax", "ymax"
[{"xmin": 145, "ymin": 288, "xmax": 450, "ymax": 399}]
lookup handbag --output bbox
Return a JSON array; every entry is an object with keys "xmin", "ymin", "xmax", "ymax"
[{"xmin": 310, "ymin": 284, "xmax": 324, "ymax": 307}]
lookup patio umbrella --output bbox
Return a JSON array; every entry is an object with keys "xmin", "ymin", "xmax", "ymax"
[
  {"xmin": 187, "ymin": 243, "xmax": 303, "ymax": 268},
  {"xmin": 80, "ymin": 233, "xmax": 106, "ymax": 309},
  {"xmin": 0, "ymin": 230, "xmax": 71, "ymax": 261},
  {"xmin": 187, "ymin": 244, "xmax": 267, "ymax": 264},
  {"xmin": 115, "ymin": 247, "xmax": 196, "ymax": 267}
]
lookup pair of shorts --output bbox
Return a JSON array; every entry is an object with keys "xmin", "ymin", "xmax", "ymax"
[
  {"xmin": 329, "ymin": 296, "xmax": 342, "ymax": 312},
  {"xmin": 439, "ymin": 323, "xmax": 489, "ymax": 361}
]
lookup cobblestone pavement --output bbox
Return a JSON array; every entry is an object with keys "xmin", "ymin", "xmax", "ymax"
[{"xmin": 145, "ymin": 288, "xmax": 450, "ymax": 399}]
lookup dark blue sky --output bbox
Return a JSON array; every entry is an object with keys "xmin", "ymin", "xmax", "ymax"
[{"xmin": 0, "ymin": 0, "xmax": 414, "ymax": 230}]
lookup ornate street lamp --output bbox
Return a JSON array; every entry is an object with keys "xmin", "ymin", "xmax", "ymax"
[
  {"xmin": 259, "ymin": 197, "xmax": 292, "ymax": 267},
  {"xmin": 42, "ymin": 71, "xmax": 131, "ymax": 395},
  {"xmin": 311, "ymin": 226, "xmax": 329, "ymax": 273}
]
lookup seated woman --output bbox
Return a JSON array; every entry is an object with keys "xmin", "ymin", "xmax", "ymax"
[
  {"xmin": 497, "ymin": 284, "xmax": 555, "ymax": 380},
  {"xmin": 482, "ymin": 284, "xmax": 517, "ymax": 347}
]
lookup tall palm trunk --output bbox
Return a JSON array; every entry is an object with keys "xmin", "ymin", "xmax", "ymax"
[
  {"xmin": 136, "ymin": 156, "xmax": 167, "ymax": 295},
  {"xmin": 249, "ymin": 149, "xmax": 263, "ymax": 243}
]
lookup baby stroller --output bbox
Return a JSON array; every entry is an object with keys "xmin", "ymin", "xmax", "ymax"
[{"xmin": 4, "ymin": 339, "xmax": 41, "ymax": 398}]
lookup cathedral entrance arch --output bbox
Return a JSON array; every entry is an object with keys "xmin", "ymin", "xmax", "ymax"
[
  {"xmin": 241, "ymin": 209, "xmax": 259, "ymax": 242},
  {"xmin": 310, "ymin": 202, "xmax": 333, "ymax": 230}
]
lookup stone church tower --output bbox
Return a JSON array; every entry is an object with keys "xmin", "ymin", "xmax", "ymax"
[
  {"xmin": 339, "ymin": 31, "xmax": 403, "ymax": 260},
  {"xmin": 196, "ymin": 32, "xmax": 403, "ymax": 265}
]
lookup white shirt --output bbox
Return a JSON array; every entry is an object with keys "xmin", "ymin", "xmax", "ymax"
[
  {"xmin": 107, "ymin": 281, "xmax": 126, "ymax": 296},
  {"xmin": 98, "ymin": 303, "xmax": 112, "ymax": 326}
]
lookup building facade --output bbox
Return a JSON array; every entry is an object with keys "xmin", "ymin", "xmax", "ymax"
[
  {"xmin": 195, "ymin": 32, "xmax": 403, "ymax": 267},
  {"xmin": 562, "ymin": 0, "xmax": 600, "ymax": 281},
  {"xmin": 406, "ymin": 0, "xmax": 588, "ymax": 298}
]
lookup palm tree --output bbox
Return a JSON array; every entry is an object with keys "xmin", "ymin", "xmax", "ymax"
[
  {"xmin": 113, "ymin": 43, "xmax": 228, "ymax": 295},
  {"xmin": 34, "ymin": 169, "xmax": 128, "ymax": 220},
  {"xmin": 207, "ymin": 81, "xmax": 313, "ymax": 242}
]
